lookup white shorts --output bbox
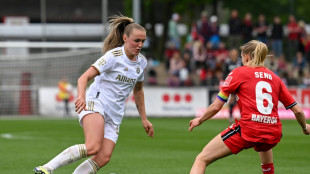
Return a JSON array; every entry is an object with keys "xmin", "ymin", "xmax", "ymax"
[{"xmin": 78, "ymin": 110, "xmax": 120, "ymax": 144}]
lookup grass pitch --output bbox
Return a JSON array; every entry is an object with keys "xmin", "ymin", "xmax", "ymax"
[{"xmin": 0, "ymin": 117, "xmax": 309, "ymax": 174}]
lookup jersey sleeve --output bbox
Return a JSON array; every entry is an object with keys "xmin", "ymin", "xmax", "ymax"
[
  {"xmin": 279, "ymin": 80, "xmax": 297, "ymax": 109},
  {"xmin": 137, "ymin": 54, "xmax": 148, "ymax": 82},
  {"xmin": 217, "ymin": 69, "xmax": 241, "ymax": 102},
  {"xmin": 137, "ymin": 70, "xmax": 145, "ymax": 82},
  {"xmin": 92, "ymin": 53, "xmax": 115, "ymax": 74}
]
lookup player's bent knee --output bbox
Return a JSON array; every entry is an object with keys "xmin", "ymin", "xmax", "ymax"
[
  {"xmin": 96, "ymin": 154, "xmax": 112, "ymax": 167},
  {"xmin": 102, "ymin": 156, "xmax": 111, "ymax": 166},
  {"xmin": 85, "ymin": 143, "xmax": 102, "ymax": 156},
  {"xmin": 196, "ymin": 153, "xmax": 215, "ymax": 166}
]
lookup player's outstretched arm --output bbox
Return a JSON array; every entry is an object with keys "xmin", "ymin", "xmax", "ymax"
[
  {"xmin": 291, "ymin": 104, "xmax": 310, "ymax": 135},
  {"xmin": 189, "ymin": 98, "xmax": 225, "ymax": 132},
  {"xmin": 133, "ymin": 82, "xmax": 154, "ymax": 138}
]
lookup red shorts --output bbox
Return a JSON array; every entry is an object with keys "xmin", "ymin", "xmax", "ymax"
[{"xmin": 221, "ymin": 123, "xmax": 278, "ymax": 154}]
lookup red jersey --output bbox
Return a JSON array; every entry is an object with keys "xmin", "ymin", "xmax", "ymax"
[
  {"xmin": 287, "ymin": 22, "xmax": 299, "ymax": 40},
  {"xmin": 217, "ymin": 66, "xmax": 296, "ymax": 144}
]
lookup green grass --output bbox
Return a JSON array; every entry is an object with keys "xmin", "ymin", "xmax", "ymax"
[{"xmin": 0, "ymin": 117, "xmax": 309, "ymax": 173}]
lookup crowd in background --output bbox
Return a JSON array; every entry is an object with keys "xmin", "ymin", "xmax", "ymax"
[{"xmin": 147, "ymin": 9, "xmax": 310, "ymax": 88}]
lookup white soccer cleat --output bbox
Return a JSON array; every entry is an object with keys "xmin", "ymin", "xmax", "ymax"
[{"xmin": 33, "ymin": 166, "xmax": 53, "ymax": 174}]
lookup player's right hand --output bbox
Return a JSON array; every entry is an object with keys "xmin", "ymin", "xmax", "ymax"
[{"xmin": 75, "ymin": 96, "xmax": 87, "ymax": 114}]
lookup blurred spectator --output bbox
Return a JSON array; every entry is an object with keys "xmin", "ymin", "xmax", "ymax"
[
  {"xmin": 208, "ymin": 68, "xmax": 224, "ymax": 86},
  {"xmin": 209, "ymin": 15, "xmax": 220, "ymax": 49},
  {"xmin": 303, "ymin": 34, "xmax": 310, "ymax": 63},
  {"xmin": 196, "ymin": 11, "xmax": 210, "ymax": 44},
  {"xmin": 223, "ymin": 48, "xmax": 242, "ymax": 78},
  {"xmin": 255, "ymin": 14, "xmax": 268, "ymax": 44},
  {"xmin": 279, "ymin": 72, "xmax": 288, "ymax": 86},
  {"xmin": 241, "ymin": 13, "xmax": 253, "ymax": 43},
  {"xmin": 286, "ymin": 71, "xmax": 298, "ymax": 86},
  {"xmin": 56, "ymin": 77, "xmax": 73, "ymax": 116},
  {"xmin": 164, "ymin": 42, "xmax": 179, "ymax": 70},
  {"xmin": 148, "ymin": 69, "xmax": 157, "ymax": 85},
  {"xmin": 270, "ymin": 16, "xmax": 283, "ymax": 57},
  {"xmin": 189, "ymin": 21, "xmax": 202, "ymax": 43},
  {"xmin": 293, "ymin": 51, "xmax": 306, "ymax": 73},
  {"xmin": 168, "ymin": 74, "xmax": 180, "ymax": 87},
  {"xmin": 179, "ymin": 46, "xmax": 195, "ymax": 86},
  {"xmin": 168, "ymin": 13, "xmax": 181, "ymax": 49},
  {"xmin": 298, "ymin": 20, "xmax": 307, "ymax": 53},
  {"xmin": 205, "ymin": 41, "xmax": 216, "ymax": 70},
  {"xmin": 213, "ymin": 42, "xmax": 229, "ymax": 63},
  {"xmin": 292, "ymin": 51, "xmax": 306, "ymax": 87},
  {"xmin": 146, "ymin": 57, "xmax": 158, "ymax": 85},
  {"xmin": 277, "ymin": 54, "xmax": 288, "ymax": 74},
  {"xmin": 199, "ymin": 65, "xmax": 208, "ymax": 86},
  {"xmin": 169, "ymin": 51, "xmax": 183, "ymax": 74},
  {"xmin": 182, "ymin": 46, "xmax": 193, "ymax": 73},
  {"xmin": 192, "ymin": 37, "xmax": 206, "ymax": 69},
  {"xmin": 228, "ymin": 9, "xmax": 242, "ymax": 49},
  {"xmin": 297, "ymin": 70, "xmax": 305, "ymax": 87},
  {"xmin": 303, "ymin": 71, "xmax": 310, "ymax": 87},
  {"xmin": 286, "ymin": 14, "xmax": 300, "ymax": 61},
  {"xmin": 168, "ymin": 51, "xmax": 183, "ymax": 86},
  {"xmin": 265, "ymin": 53, "xmax": 279, "ymax": 74},
  {"xmin": 179, "ymin": 62, "xmax": 193, "ymax": 87}
]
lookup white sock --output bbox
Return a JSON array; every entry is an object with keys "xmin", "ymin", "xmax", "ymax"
[
  {"xmin": 73, "ymin": 159, "xmax": 100, "ymax": 174},
  {"xmin": 43, "ymin": 144, "xmax": 87, "ymax": 171}
]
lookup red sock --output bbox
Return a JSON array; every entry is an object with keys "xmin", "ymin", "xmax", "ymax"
[{"xmin": 261, "ymin": 163, "xmax": 274, "ymax": 174}]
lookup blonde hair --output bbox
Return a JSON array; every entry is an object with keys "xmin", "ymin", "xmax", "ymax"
[
  {"xmin": 240, "ymin": 40, "xmax": 268, "ymax": 67},
  {"xmin": 102, "ymin": 15, "xmax": 146, "ymax": 53}
]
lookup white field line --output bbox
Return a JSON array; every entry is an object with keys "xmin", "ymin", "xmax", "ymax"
[{"xmin": 1, "ymin": 132, "xmax": 36, "ymax": 140}]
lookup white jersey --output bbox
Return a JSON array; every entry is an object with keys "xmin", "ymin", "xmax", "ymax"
[{"xmin": 81, "ymin": 46, "xmax": 147, "ymax": 125}]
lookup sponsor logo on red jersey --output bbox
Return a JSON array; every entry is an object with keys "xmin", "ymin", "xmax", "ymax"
[{"xmin": 223, "ymin": 76, "xmax": 233, "ymax": 87}]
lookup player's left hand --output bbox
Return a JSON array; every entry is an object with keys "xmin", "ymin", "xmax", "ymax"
[
  {"xmin": 303, "ymin": 123, "xmax": 310, "ymax": 135},
  {"xmin": 142, "ymin": 119, "xmax": 154, "ymax": 138},
  {"xmin": 189, "ymin": 118, "xmax": 201, "ymax": 132}
]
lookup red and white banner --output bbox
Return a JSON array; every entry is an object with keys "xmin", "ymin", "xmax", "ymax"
[
  {"xmin": 125, "ymin": 87, "xmax": 207, "ymax": 117},
  {"xmin": 38, "ymin": 87, "xmax": 207, "ymax": 117},
  {"xmin": 288, "ymin": 88, "xmax": 310, "ymax": 108},
  {"xmin": 38, "ymin": 87, "xmax": 310, "ymax": 119}
]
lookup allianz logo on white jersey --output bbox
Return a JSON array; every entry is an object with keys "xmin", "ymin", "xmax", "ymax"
[{"xmin": 115, "ymin": 74, "xmax": 136, "ymax": 84}]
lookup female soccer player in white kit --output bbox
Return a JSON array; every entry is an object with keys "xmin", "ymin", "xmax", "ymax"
[{"xmin": 34, "ymin": 15, "xmax": 154, "ymax": 174}]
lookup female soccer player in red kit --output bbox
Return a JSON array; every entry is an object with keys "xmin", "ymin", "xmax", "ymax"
[{"xmin": 188, "ymin": 40, "xmax": 310, "ymax": 174}]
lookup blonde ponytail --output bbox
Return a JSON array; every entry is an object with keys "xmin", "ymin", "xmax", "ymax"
[
  {"xmin": 240, "ymin": 40, "xmax": 268, "ymax": 67},
  {"xmin": 102, "ymin": 15, "xmax": 145, "ymax": 53}
]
